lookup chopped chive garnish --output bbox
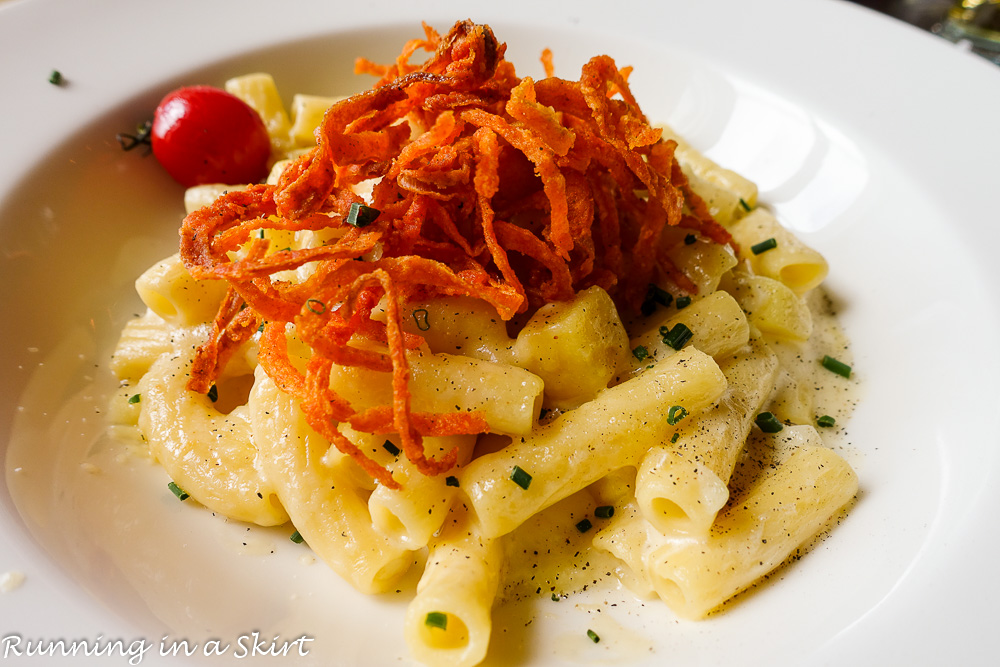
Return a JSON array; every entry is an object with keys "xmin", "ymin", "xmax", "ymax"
[
  {"xmin": 48, "ymin": 70, "xmax": 63, "ymax": 85},
  {"xmin": 258, "ymin": 229, "xmax": 265, "ymax": 239},
  {"xmin": 306, "ymin": 298, "xmax": 327, "ymax": 315},
  {"xmin": 128, "ymin": 393, "xmax": 141, "ymax": 404},
  {"xmin": 207, "ymin": 384, "xmax": 218, "ymax": 402},
  {"xmin": 551, "ymin": 593, "xmax": 560, "ymax": 601},
  {"xmin": 817, "ymin": 415, "xmax": 836, "ymax": 428},
  {"xmin": 575, "ymin": 518, "xmax": 593, "ymax": 533},
  {"xmin": 425, "ymin": 612, "xmax": 448, "ymax": 630},
  {"xmin": 383, "ymin": 440, "xmax": 401, "ymax": 457},
  {"xmin": 257, "ymin": 322, "xmax": 266, "ymax": 333},
  {"xmin": 755, "ymin": 411, "xmax": 784, "ymax": 433},
  {"xmin": 412, "ymin": 308, "xmax": 430, "ymax": 331},
  {"xmin": 445, "ymin": 476, "xmax": 460, "ymax": 487},
  {"xmin": 751, "ymin": 238, "xmax": 778, "ymax": 255},
  {"xmin": 167, "ymin": 481, "xmax": 189, "ymax": 501},
  {"xmin": 632, "ymin": 345, "xmax": 649, "ymax": 361},
  {"xmin": 739, "ymin": 197, "xmax": 752, "ymax": 212},
  {"xmin": 290, "ymin": 530, "xmax": 304, "ymax": 544},
  {"xmin": 675, "ymin": 295, "xmax": 692, "ymax": 309},
  {"xmin": 346, "ymin": 202, "xmax": 381, "ymax": 228},
  {"xmin": 684, "ymin": 233, "xmax": 697, "ymax": 245},
  {"xmin": 660, "ymin": 322, "xmax": 693, "ymax": 350},
  {"xmin": 641, "ymin": 284, "xmax": 672, "ymax": 315},
  {"xmin": 821, "ymin": 355, "xmax": 852, "ymax": 378},
  {"xmin": 510, "ymin": 465, "xmax": 532, "ymax": 490},
  {"xmin": 667, "ymin": 405, "xmax": 688, "ymax": 425},
  {"xmin": 648, "ymin": 284, "xmax": 672, "ymax": 307},
  {"xmin": 587, "ymin": 629, "xmax": 600, "ymax": 643},
  {"xmin": 670, "ymin": 432, "xmax": 679, "ymax": 443},
  {"xmin": 594, "ymin": 505, "xmax": 615, "ymax": 519}
]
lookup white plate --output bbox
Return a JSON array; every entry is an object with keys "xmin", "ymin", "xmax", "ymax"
[{"xmin": 2, "ymin": 0, "xmax": 999, "ymax": 665}]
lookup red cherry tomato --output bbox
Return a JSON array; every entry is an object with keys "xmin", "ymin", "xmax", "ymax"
[{"xmin": 151, "ymin": 85, "xmax": 271, "ymax": 187}]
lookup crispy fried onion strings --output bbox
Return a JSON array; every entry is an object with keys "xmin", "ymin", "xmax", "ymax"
[{"xmin": 180, "ymin": 19, "xmax": 735, "ymax": 489}]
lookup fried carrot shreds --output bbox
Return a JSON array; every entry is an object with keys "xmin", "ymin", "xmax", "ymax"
[
  {"xmin": 178, "ymin": 19, "xmax": 736, "ymax": 488},
  {"xmin": 540, "ymin": 48, "xmax": 555, "ymax": 78},
  {"xmin": 355, "ymin": 22, "xmax": 443, "ymax": 87},
  {"xmin": 188, "ymin": 286, "xmax": 261, "ymax": 394}
]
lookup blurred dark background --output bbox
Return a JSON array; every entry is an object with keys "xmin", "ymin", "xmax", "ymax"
[
  {"xmin": 849, "ymin": 0, "xmax": 1000, "ymax": 64},
  {"xmin": 848, "ymin": 0, "xmax": 954, "ymax": 30}
]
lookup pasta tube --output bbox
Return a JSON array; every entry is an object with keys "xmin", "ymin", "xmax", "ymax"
[
  {"xmin": 249, "ymin": 370, "xmax": 414, "ymax": 594},
  {"xmin": 134, "ymin": 253, "xmax": 228, "ymax": 327},
  {"xmin": 460, "ymin": 348, "xmax": 727, "ymax": 538},
  {"xmin": 647, "ymin": 444, "xmax": 858, "ymax": 619},
  {"xmin": 110, "ymin": 311, "xmax": 208, "ymax": 383},
  {"xmin": 367, "ymin": 432, "xmax": 477, "ymax": 549},
  {"xmin": 328, "ymin": 350, "xmax": 544, "ymax": 436},
  {"xmin": 590, "ymin": 499, "xmax": 660, "ymax": 599},
  {"xmin": 667, "ymin": 237, "xmax": 739, "ymax": 296},
  {"xmin": 138, "ymin": 352, "xmax": 288, "ymax": 526},
  {"xmin": 396, "ymin": 286, "xmax": 631, "ymax": 409},
  {"xmin": 728, "ymin": 208, "xmax": 828, "ymax": 295},
  {"xmin": 626, "ymin": 290, "xmax": 750, "ymax": 376},
  {"xmin": 657, "ymin": 122, "xmax": 759, "ymax": 226},
  {"xmin": 391, "ymin": 296, "xmax": 515, "ymax": 364},
  {"xmin": 723, "ymin": 270, "xmax": 813, "ymax": 341},
  {"xmin": 634, "ymin": 335, "xmax": 779, "ymax": 536},
  {"xmin": 403, "ymin": 510, "xmax": 503, "ymax": 667}
]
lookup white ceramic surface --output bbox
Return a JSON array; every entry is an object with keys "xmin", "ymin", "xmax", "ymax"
[{"xmin": 2, "ymin": 0, "xmax": 999, "ymax": 665}]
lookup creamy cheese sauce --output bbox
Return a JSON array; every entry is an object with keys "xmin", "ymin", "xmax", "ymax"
[{"xmin": 5, "ymin": 283, "xmax": 858, "ymax": 663}]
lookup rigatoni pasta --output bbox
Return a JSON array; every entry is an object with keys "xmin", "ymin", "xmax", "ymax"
[
  {"xmin": 404, "ymin": 509, "xmax": 503, "ymax": 667},
  {"xmin": 633, "ymin": 334, "xmax": 779, "ymax": 537},
  {"xmin": 107, "ymin": 20, "xmax": 859, "ymax": 667},
  {"xmin": 460, "ymin": 347, "xmax": 727, "ymax": 539},
  {"xmin": 249, "ymin": 370, "xmax": 415, "ymax": 593},
  {"xmin": 728, "ymin": 208, "xmax": 829, "ymax": 295},
  {"xmin": 139, "ymin": 351, "xmax": 288, "ymax": 526},
  {"xmin": 645, "ymin": 441, "xmax": 858, "ymax": 619}
]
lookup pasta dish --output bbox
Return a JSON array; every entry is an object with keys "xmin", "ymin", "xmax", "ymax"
[{"xmin": 109, "ymin": 20, "xmax": 858, "ymax": 666}]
